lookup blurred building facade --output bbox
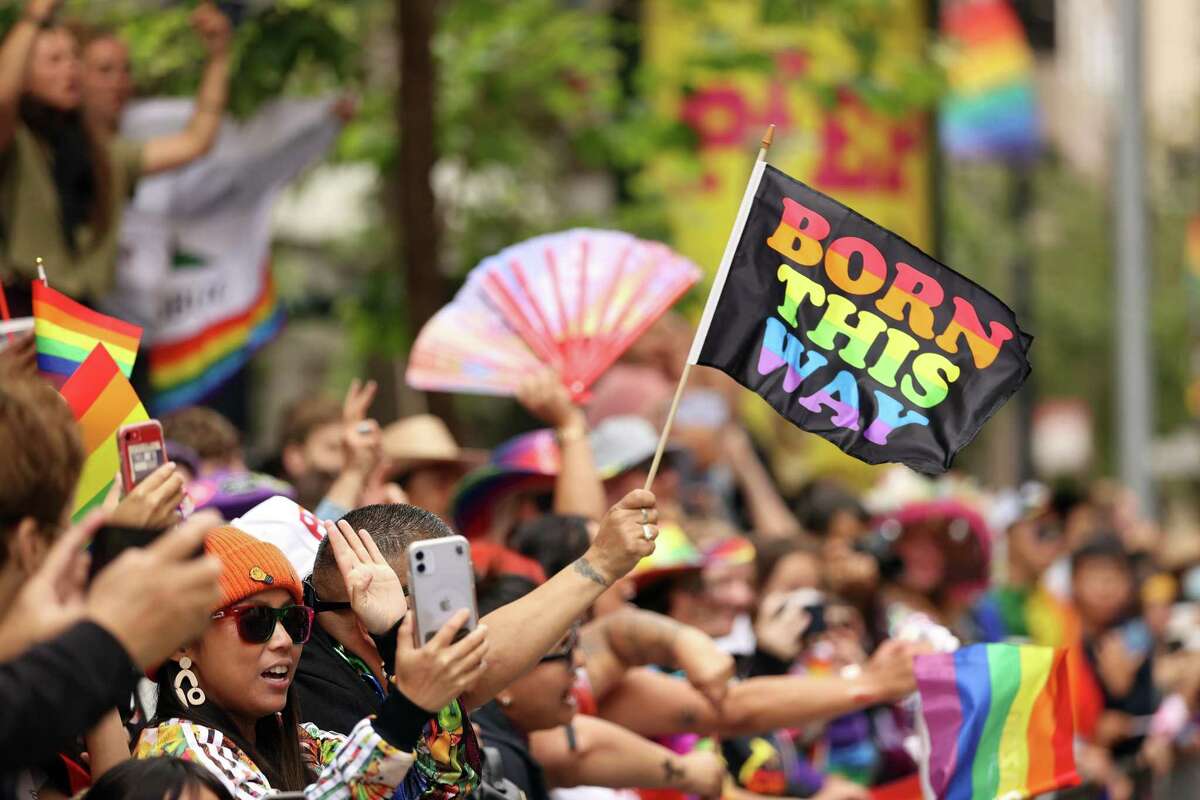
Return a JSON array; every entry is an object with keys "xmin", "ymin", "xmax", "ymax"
[{"xmin": 1044, "ymin": 0, "xmax": 1200, "ymax": 176}]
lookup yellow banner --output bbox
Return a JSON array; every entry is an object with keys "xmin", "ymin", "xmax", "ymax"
[
  {"xmin": 643, "ymin": 1, "xmax": 933, "ymax": 487},
  {"xmin": 643, "ymin": 0, "xmax": 933, "ymax": 276}
]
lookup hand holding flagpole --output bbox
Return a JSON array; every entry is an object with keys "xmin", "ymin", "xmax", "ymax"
[{"xmin": 643, "ymin": 124, "xmax": 775, "ymax": 492}]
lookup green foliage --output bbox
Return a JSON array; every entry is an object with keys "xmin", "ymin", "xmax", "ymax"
[{"xmin": 944, "ymin": 154, "xmax": 1194, "ymax": 471}]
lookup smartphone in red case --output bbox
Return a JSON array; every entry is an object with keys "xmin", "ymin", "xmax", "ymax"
[{"xmin": 117, "ymin": 420, "xmax": 167, "ymax": 492}]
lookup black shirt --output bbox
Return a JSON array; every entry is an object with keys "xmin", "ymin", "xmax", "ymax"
[
  {"xmin": 473, "ymin": 702, "xmax": 549, "ymax": 800},
  {"xmin": 294, "ymin": 622, "xmax": 385, "ymax": 735}
]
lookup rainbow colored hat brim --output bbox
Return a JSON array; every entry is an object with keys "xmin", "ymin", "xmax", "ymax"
[
  {"xmin": 450, "ymin": 429, "xmax": 562, "ymax": 539},
  {"xmin": 628, "ymin": 523, "xmax": 704, "ymax": 590}
]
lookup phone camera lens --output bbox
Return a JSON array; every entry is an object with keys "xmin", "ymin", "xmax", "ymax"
[
  {"xmin": 455, "ymin": 545, "xmax": 463, "ymax": 555},
  {"xmin": 415, "ymin": 551, "xmax": 425, "ymax": 561},
  {"xmin": 417, "ymin": 563, "xmax": 426, "ymax": 573}
]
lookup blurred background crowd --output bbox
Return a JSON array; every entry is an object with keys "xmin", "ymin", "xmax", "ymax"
[{"xmin": 1, "ymin": 1, "xmax": 1199, "ymax": 799}]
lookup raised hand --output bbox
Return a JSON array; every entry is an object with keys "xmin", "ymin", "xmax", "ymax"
[
  {"xmin": 110, "ymin": 462, "xmax": 185, "ymax": 529},
  {"xmin": 324, "ymin": 519, "xmax": 405, "ymax": 634},
  {"xmin": 192, "ymin": 2, "xmax": 233, "ymax": 56},
  {"xmin": 578, "ymin": 490, "xmax": 659, "ymax": 587},
  {"xmin": 516, "ymin": 369, "xmax": 582, "ymax": 431},
  {"xmin": 23, "ymin": 0, "xmax": 62, "ymax": 24},
  {"xmin": 393, "ymin": 610, "xmax": 488, "ymax": 712},
  {"xmin": 341, "ymin": 379, "xmax": 382, "ymax": 477}
]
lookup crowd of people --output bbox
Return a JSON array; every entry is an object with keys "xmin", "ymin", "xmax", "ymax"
[
  {"xmin": 1, "ymin": 2, "xmax": 1199, "ymax": 800},
  {"xmin": 3, "ymin": 341, "xmax": 1200, "ymax": 800}
]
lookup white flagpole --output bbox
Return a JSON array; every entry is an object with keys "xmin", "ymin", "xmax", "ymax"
[{"xmin": 643, "ymin": 124, "xmax": 774, "ymax": 491}]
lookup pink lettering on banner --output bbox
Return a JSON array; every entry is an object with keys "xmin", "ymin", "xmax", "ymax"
[{"xmin": 816, "ymin": 89, "xmax": 919, "ymax": 192}]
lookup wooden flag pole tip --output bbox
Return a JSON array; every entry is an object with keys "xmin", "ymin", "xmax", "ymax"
[{"xmin": 761, "ymin": 124, "xmax": 775, "ymax": 150}]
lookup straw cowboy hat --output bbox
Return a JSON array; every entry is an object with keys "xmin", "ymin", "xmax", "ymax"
[{"xmin": 381, "ymin": 414, "xmax": 486, "ymax": 478}]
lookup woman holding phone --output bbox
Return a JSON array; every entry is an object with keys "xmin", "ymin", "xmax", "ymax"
[{"xmin": 136, "ymin": 524, "xmax": 489, "ymax": 799}]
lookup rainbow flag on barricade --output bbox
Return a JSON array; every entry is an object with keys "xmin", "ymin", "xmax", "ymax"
[
  {"xmin": 33, "ymin": 282, "xmax": 142, "ymax": 389},
  {"xmin": 146, "ymin": 270, "xmax": 284, "ymax": 414},
  {"xmin": 59, "ymin": 345, "xmax": 150, "ymax": 520},
  {"xmin": 914, "ymin": 644, "xmax": 1078, "ymax": 800}
]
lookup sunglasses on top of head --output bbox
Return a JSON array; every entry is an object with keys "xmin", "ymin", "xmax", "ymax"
[{"xmin": 212, "ymin": 604, "xmax": 315, "ymax": 645}]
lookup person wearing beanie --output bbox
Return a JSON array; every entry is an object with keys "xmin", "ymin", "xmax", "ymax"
[{"xmin": 136, "ymin": 525, "xmax": 490, "ymax": 800}]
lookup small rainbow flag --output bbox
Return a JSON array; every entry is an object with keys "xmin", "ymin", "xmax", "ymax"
[
  {"xmin": 146, "ymin": 269, "xmax": 283, "ymax": 414},
  {"xmin": 59, "ymin": 345, "xmax": 149, "ymax": 520},
  {"xmin": 940, "ymin": 0, "xmax": 1040, "ymax": 161},
  {"xmin": 33, "ymin": 282, "xmax": 142, "ymax": 388},
  {"xmin": 915, "ymin": 644, "xmax": 1078, "ymax": 800}
]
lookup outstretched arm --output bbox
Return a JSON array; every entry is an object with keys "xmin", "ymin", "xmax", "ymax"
[
  {"xmin": 598, "ymin": 640, "xmax": 920, "ymax": 739},
  {"xmin": 141, "ymin": 3, "xmax": 231, "ymax": 175},
  {"xmin": 517, "ymin": 371, "xmax": 606, "ymax": 521},
  {"xmin": 0, "ymin": 1, "xmax": 57, "ymax": 153},
  {"xmin": 531, "ymin": 714, "xmax": 725, "ymax": 796},
  {"xmin": 581, "ymin": 607, "xmax": 734, "ymax": 705},
  {"xmin": 461, "ymin": 490, "xmax": 658, "ymax": 709}
]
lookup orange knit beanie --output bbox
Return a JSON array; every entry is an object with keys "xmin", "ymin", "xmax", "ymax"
[{"xmin": 206, "ymin": 526, "xmax": 304, "ymax": 611}]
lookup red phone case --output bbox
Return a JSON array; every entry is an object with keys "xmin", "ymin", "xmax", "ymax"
[{"xmin": 118, "ymin": 421, "xmax": 166, "ymax": 491}]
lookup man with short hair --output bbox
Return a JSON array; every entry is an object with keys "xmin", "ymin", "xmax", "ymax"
[{"xmin": 294, "ymin": 491, "xmax": 660, "ymax": 799}]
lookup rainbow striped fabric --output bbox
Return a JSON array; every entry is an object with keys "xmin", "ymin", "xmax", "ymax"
[
  {"xmin": 940, "ymin": 0, "xmax": 1040, "ymax": 161},
  {"xmin": 33, "ymin": 282, "xmax": 142, "ymax": 389},
  {"xmin": 146, "ymin": 272, "xmax": 283, "ymax": 414},
  {"xmin": 60, "ymin": 345, "xmax": 149, "ymax": 520},
  {"xmin": 915, "ymin": 644, "xmax": 1077, "ymax": 800}
]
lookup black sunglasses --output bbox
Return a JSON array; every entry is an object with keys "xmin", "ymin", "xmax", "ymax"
[
  {"xmin": 212, "ymin": 604, "xmax": 315, "ymax": 645},
  {"xmin": 303, "ymin": 579, "xmax": 406, "ymax": 615}
]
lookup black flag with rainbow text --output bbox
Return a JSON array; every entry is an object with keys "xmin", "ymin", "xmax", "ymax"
[{"xmin": 688, "ymin": 164, "xmax": 1032, "ymax": 474}]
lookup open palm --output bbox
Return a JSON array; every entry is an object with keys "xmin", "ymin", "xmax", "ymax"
[{"xmin": 324, "ymin": 520, "xmax": 406, "ymax": 635}]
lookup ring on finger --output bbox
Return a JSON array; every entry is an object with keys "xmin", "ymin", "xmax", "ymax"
[
  {"xmin": 641, "ymin": 508, "xmax": 650, "ymax": 525},
  {"xmin": 641, "ymin": 524, "xmax": 656, "ymax": 542}
]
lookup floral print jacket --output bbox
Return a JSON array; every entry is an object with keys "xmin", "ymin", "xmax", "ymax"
[{"xmin": 135, "ymin": 716, "xmax": 414, "ymax": 800}]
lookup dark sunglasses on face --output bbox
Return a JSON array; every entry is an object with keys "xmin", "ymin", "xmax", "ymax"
[
  {"xmin": 212, "ymin": 604, "xmax": 315, "ymax": 645},
  {"xmin": 541, "ymin": 623, "xmax": 580, "ymax": 663},
  {"xmin": 303, "ymin": 578, "xmax": 407, "ymax": 614}
]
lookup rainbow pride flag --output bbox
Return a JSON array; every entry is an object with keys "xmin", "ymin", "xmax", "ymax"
[
  {"xmin": 146, "ymin": 272, "xmax": 283, "ymax": 414},
  {"xmin": 59, "ymin": 345, "xmax": 149, "ymax": 520},
  {"xmin": 940, "ymin": 0, "xmax": 1040, "ymax": 161},
  {"xmin": 915, "ymin": 644, "xmax": 1077, "ymax": 800},
  {"xmin": 33, "ymin": 282, "xmax": 142, "ymax": 388}
]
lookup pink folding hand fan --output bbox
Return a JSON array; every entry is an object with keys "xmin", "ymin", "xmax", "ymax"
[{"xmin": 407, "ymin": 229, "xmax": 702, "ymax": 401}]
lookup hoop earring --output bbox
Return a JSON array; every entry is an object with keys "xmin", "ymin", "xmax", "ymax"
[{"xmin": 174, "ymin": 657, "xmax": 207, "ymax": 708}]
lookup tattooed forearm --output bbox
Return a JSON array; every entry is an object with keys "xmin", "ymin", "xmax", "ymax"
[
  {"xmin": 663, "ymin": 757, "xmax": 685, "ymax": 784},
  {"xmin": 573, "ymin": 557, "xmax": 611, "ymax": 588}
]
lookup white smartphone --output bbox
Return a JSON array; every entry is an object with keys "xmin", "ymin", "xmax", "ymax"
[{"xmin": 407, "ymin": 535, "xmax": 478, "ymax": 645}]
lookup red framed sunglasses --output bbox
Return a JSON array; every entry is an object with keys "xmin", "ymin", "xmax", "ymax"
[{"xmin": 212, "ymin": 604, "xmax": 315, "ymax": 645}]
